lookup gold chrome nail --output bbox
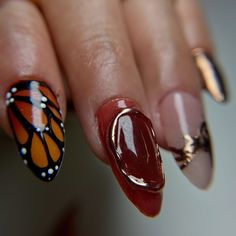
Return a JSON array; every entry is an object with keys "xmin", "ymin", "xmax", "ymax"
[{"xmin": 192, "ymin": 48, "xmax": 228, "ymax": 103}]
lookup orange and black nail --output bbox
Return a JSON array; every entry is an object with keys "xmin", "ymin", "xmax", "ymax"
[
  {"xmin": 192, "ymin": 48, "xmax": 228, "ymax": 103},
  {"xmin": 6, "ymin": 80, "xmax": 65, "ymax": 181}
]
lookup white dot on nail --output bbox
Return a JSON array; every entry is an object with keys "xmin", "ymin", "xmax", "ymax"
[
  {"xmin": 23, "ymin": 159, "xmax": 28, "ymax": 165},
  {"xmin": 41, "ymin": 96, "xmax": 47, "ymax": 102},
  {"xmin": 6, "ymin": 92, "xmax": 11, "ymax": 99},
  {"xmin": 6, "ymin": 100, "xmax": 10, "ymax": 106},
  {"xmin": 11, "ymin": 87, "xmax": 17, "ymax": 93},
  {"xmin": 21, "ymin": 148, "xmax": 27, "ymax": 155},
  {"xmin": 40, "ymin": 103, "xmax": 46, "ymax": 108},
  {"xmin": 60, "ymin": 123, "xmax": 64, "ymax": 128},
  {"xmin": 9, "ymin": 98, "xmax": 14, "ymax": 103},
  {"xmin": 36, "ymin": 128, "xmax": 41, "ymax": 132},
  {"xmin": 55, "ymin": 165, "xmax": 59, "ymax": 170},
  {"xmin": 45, "ymin": 127, "xmax": 49, "ymax": 131},
  {"xmin": 41, "ymin": 172, "xmax": 46, "ymax": 177},
  {"xmin": 62, "ymin": 148, "xmax": 65, "ymax": 152},
  {"xmin": 48, "ymin": 168, "xmax": 54, "ymax": 175}
]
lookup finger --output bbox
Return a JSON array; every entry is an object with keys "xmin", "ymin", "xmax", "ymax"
[
  {"xmin": 39, "ymin": 0, "xmax": 165, "ymax": 217},
  {"xmin": 0, "ymin": 1, "xmax": 65, "ymax": 181},
  {"xmin": 175, "ymin": 0, "xmax": 228, "ymax": 103},
  {"xmin": 123, "ymin": 0, "xmax": 213, "ymax": 189}
]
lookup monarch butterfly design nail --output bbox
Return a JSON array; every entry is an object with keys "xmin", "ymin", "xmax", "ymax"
[{"xmin": 6, "ymin": 80, "xmax": 65, "ymax": 181}]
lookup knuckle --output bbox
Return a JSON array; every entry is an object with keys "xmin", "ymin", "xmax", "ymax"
[{"xmin": 77, "ymin": 31, "xmax": 127, "ymax": 72}]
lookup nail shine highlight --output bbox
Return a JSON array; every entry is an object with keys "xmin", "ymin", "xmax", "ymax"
[{"xmin": 109, "ymin": 107, "xmax": 164, "ymax": 191}]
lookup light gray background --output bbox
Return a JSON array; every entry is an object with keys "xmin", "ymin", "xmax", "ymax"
[{"xmin": 0, "ymin": 0, "xmax": 235, "ymax": 235}]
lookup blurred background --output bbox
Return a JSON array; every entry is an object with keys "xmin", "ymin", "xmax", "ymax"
[{"xmin": 0, "ymin": 0, "xmax": 235, "ymax": 235}]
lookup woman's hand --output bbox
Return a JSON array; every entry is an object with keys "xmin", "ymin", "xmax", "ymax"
[{"xmin": 0, "ymin": 0, "xmax": 227, "ymax": 216}]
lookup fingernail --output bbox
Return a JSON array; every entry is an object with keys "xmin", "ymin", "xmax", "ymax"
[
  {"xmin": 192, "ymin": 48, "xmax": 228, "ymax": 103},
  {"xmin": 160, "ymin": 91, "xmax": 213, "ymax": 189},
  {"xmin": 6, "ymin": 80, "xmax": 65, "ymax": 181},
  {"xmin": 97, "ymin": 98, "xmax": 164, "ymax": 217}
]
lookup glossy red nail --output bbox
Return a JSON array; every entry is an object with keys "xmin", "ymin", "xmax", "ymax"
[{"xmin": 97, "ymin": 98, "xmax": 164, "ymax": 217}]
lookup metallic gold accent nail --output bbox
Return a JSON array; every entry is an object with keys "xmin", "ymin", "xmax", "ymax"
[
  {"xmin": 192, "ymin": 48, "xmax": 228, "ymax": 103},
  {"xmin": 173, "ymin": 122, "xmax": 212, "ymax": 170}
]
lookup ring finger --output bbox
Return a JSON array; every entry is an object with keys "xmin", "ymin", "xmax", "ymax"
[{"xmin": 123, "ymin": 0, "xmax": 213, "ymax": 189}]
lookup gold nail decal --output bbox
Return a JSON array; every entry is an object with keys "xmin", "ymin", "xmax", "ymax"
[
  {"xmin": 192, "ymin": 48, "xmax": 228, "ymax": 103},
  {"xmin": 172, "ymin": 122, "xmax": 212, "ymax": 169}
]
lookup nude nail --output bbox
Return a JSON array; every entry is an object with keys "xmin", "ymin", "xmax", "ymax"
[{"xmin": 160, "ymin": 91, "xmax": 213, "ymax": 189}]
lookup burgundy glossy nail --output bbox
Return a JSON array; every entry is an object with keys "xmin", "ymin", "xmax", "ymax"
[{"xmin": 97, "ymin": 98, "xmax": 164, "ymax": 217}]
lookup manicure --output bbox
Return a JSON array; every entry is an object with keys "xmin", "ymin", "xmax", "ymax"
[
  {"xmin": 97, "ymin": 98, "xmax": 164, "ymax": 216},
  {"xmin": 160, "ymin": 91, "xmax": 213, "ymax": 189},
  {"xmin": 6, "ymin": 80, "xmax": 65, "ymax": 181},
  {"xmin": 192, "ymin": 48, "xmax": 228, "ymax": 103}
]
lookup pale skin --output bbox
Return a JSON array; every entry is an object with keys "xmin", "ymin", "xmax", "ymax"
[{"xmin": 0, "ymin": 0, "xmax": 217, "ymax": 202}]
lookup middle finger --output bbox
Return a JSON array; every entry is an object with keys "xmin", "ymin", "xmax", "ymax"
[{"xmin": 39, "ymin": 0, "xmax": 164, "ymax": 216}]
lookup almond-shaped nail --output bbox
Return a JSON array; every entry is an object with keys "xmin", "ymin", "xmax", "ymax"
[
  {"xmin": 6, "ymin": 80, "xmax": 65, "ymax": 181},
  {"xmin": 160, "ymin": 91, "xmax": 213, "ymax": 189},
  {"xmin": 192, "ymin": 48, "xmax": 228, "ymax": 103},
  {"xmin": 97, "ymin": 98, "xmax": 164, "ymax": 217}
]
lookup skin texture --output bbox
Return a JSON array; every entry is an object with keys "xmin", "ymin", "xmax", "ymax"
[
  {"xmin": 0, "ymin": 0, "xmax": 221, "ymax": 216},
  {"xmin": 175, "ymin": 0, "xmax": 214, "ymax": 53},
  {"xmin": 122, "ymin": 0, "xmax": 202, "ymax": 147}
]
